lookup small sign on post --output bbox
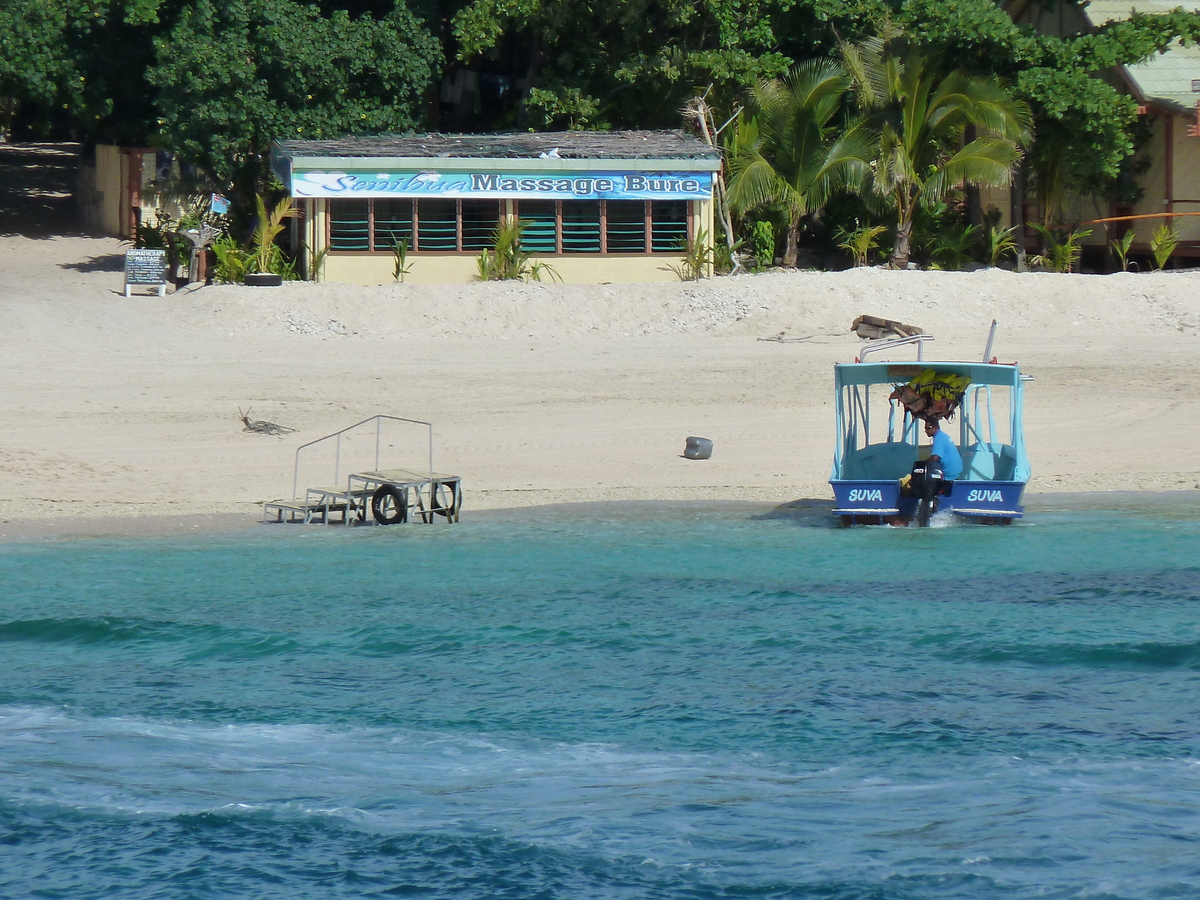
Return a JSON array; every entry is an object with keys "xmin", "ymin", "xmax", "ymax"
[{"xmin": 124, "ymin": 249, "xmax": 168, "ymax": 297}]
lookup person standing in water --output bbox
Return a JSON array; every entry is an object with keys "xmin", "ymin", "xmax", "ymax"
[{"xmin": 925, "ymin": 418, "xmax": 963, "ymax": 480}]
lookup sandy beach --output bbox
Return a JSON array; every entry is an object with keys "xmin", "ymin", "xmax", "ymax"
[
  {"xmin": 2, "ymin": 148, "xmax": 1199, "ymax": 538},
  {"xmin": 4, "ymin": 235, "xmax": 1200, "ymax": 538}
]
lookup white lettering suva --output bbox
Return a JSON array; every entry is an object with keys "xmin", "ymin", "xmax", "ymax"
[
  {"xmin": 967, "ymin": 489, "xmax": 1004, "ymax": 503},
  {"xmin": 848, "ymin": 489, "xmax": 884, "ymax": 502}
]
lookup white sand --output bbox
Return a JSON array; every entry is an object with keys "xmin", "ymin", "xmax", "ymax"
[{"xmin": 2, "ymin": 231, "xmax": 1199, "ymax": 536}]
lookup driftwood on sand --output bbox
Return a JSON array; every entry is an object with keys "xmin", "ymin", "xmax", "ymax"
[
  {"xmin": 239, "ymin": 408, "xmax": 295, "ymax": 437},
  {"xmin": 851, "ymin": 314, "xmax": 924, "ymax": 340}
]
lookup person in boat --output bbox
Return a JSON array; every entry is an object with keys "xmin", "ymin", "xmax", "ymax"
[{"xmin": 924, "ymin": 418, "xmax": 963, "ymax": 481}]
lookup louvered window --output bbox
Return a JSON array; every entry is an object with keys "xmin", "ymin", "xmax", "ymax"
[
  {"xmin": 374, "ymin": 199, "xmax": 413, "ymax": 251},
  {"xmin": 327, "ymin": 197, "xmax": 692, "ymax": 255},
  {"xmin": 651, "ymin": 200, "xmax": 689, "ymax": 253},
  {"xmin": 329, "ymin": 199, "xmax": 370, "ymax": 250},
  {"xmin": 605, "ymin": 201, "xmax": 646, "ymax": 253},
  {"xmin": 517, "ymin": 200, "xmax": 558, "ymax": 253},
  {"xmin": 562, "ymin": 201, "xmax": 601, "ymax": 253},
  {"xmin": 462, "ymin": 200, "xmax": 501, "ymax": 251},
  {"xmin": 416, "ymin": 199, "xmax": 457, "ymax": 251}
]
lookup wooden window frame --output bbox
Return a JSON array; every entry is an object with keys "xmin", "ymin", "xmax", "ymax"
[
  {"xmin": 326, "ymin": 195, "xmax": 698, "ymax": 256},
  {"xmin": 414, "ymin": 197, "xmax": 460, "ymax": 253},
  {"xmin": 517, "ymin": 198, "xmax": 653, "ymax": 256},
  {"xmin": 513, "ymin": 198, "xmax": 559, "ymax": 255},
  {"xmin": 372, "ymin": 198, "xmax": 418, "ymax": 254},
  {"xmin": 555, "ymin": 200, "xmax": 563, "ymax": 254},
  {"xmin": 647, "ymin": 199, "xmax": 690, "ymax": 254},
  {"xmin": 460, "ymin": 198, "xmax": 504, "ymax": 253},
  {"xmin": 326, "ymin": 197, "xmax": 374, "ymax": 253}
]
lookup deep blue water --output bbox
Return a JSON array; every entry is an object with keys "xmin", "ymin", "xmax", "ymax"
[{"xmin": 2, "ymin": 500, "xmax": 1199, "ymax": 899}]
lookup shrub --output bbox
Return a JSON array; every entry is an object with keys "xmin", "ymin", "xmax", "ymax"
[
  {"xmin": 1029, "ymin": 224, "xmax": 1091, "ymax": 273},
  {"xmin": 1150, "ymin": 223, "xmax": 1179, "ymax": 271},
  {"xmin": 834, "ymin": 221, "xmax": 888, "ymax": 267}
]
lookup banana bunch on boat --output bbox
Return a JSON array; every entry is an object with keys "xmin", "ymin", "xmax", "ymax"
[{"xmin": 889, "ymin": 369, "xmax": 972, "ymax": 421}]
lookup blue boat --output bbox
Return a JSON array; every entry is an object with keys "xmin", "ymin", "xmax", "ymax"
[{"xmin": 830, "ymin": 334, "xmax": 1030, "ymax": 526}]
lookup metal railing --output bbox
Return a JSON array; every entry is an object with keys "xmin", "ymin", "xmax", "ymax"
[
  {"xmin": 856, "ymin": 333, "xmax": 935, "ymax": 362},
  {"xmin": 291, "ymin": 415, "xmax": 433, "ymax": 499}
]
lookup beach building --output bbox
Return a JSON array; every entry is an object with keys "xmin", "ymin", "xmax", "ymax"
[
  {"xmin": 78, "ymin": 145, "xmax": 165, "ymax": 238},
  {"xmin": 997, "ymin": 0, "xmax": 1200, "ymax": 266},
  {"xmin": 269, "ymin": 131, "xmax": 722, "ymax": 284}
]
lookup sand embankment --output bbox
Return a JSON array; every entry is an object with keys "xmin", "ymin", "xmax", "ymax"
[{"xmin": 2, "ymin": 225, "xmax": 1198, "ymax": 538}]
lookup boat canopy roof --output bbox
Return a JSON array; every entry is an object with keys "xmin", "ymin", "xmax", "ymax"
[{"xmin": 834, "ymin": 361, "xmax": 1022, "ymax": 388}]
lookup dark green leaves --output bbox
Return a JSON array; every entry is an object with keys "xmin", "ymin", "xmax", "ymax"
[{"xmin": 149, "ymin": 0, "xmax": 441, "ymax": 198}]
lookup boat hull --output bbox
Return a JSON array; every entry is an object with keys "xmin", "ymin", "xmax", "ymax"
[{"xmin": 831, "ymin": 479, "xmax": 1025, "ymax": 525}]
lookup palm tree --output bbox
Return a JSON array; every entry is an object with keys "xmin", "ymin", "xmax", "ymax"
[
  {"xmin": 840, "ymin": 29, "xmax": 1032, "ymax": 267},
  {"xmin": 725, "ymin": 59, "xmax": 869, "ymax": 267}
]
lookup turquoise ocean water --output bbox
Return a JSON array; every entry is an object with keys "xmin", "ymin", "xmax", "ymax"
[{"xmin": 2, "ymin": 499, "xmax": 1199, "ymax": 899}]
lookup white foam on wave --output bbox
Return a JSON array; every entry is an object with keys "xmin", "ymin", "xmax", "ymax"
[
  {"xmin": 0, "ymin": 704, "xmax": 828, "ymax": 838},
  {"xmin": 11, "ymin": 705, "xmax": 1193, "ymax": 882},
  {"xmin": 929, "ymin": 508, "xmax": 958, "ymax": 528}
]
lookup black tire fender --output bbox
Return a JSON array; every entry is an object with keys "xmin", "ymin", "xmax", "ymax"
[
  {"xmin": 431, "ymin": 480, "xmax": 459, "ymax": 519},
  {"xmin": 371, "ymin": 485, "xmax": 407, "ymax": 525}
]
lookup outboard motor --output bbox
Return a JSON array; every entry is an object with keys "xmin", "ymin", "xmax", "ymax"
[{"xmin": 909, "ymin": 458, "xmax": 945, "ymax": 528}]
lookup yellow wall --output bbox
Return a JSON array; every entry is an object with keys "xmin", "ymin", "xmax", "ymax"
[
  {"xmin": 1165, "ymin": 111, "xmax": 1200, "ymax": 244},
  {"xmin": 1060, "ymin": 193, "xmax": 1118, "ymax": 247},
  {"xmin": 95, "ymin": 145, "xmax": 126, "ymax": 236},
  {"xmin": 1084, "ymin": 110, "xmax": 1200, "ymax": 248},
  {"xmin": 696, "ymin": 198, "xmax": 715, "ymax": 248},
  {"xmin": 1124, "ymin": 113, "xmax": 1170, "ymax": 247},
  {"xmin": 324, "ymin": 253, "xmax": 685, "ymax": 285},
  {"xmin": 978, "ymin": 185, "xmax": 1013, "ymax": 228},
  {"xmin": 975, "ymin": 108, "xmax": 1200, "ymax": 254},
  {"xmin": 79, "ymin": 145, "xmax": 175, "ymax": 238}
]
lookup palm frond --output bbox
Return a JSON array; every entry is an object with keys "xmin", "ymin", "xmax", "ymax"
[
  {"xmin": 726, "ymin": 154, "xmax": 791, "ymax": 214},
  {"xmin": 921, "ymin": 135, "xmax": 1023, "ymax": 202},
  {"xmin": 725, "ymin": 59, "xmax": 854, "ymax": 225},
  {"xmin": 926, "ymin": 72, "xmax": 1032, "ymax": 146}
]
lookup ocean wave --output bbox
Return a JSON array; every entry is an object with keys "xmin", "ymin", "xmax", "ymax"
[
  {"xmin": 0, "ymin": 615, "xmax": 201, "ymax": 646},
  {"xmin": 4, "ymin": 776, "xmax": 1195, "ymax": 900},
  {"xmin": 0, "ymin": 615, "xmax": 310, "ymax": 662},
  {"xmin": 935, "ymin": 638, "xmax": 1200, "ymax": 670}
]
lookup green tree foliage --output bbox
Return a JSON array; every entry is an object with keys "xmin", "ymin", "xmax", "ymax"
[
  {"xmin": 72, "ymin": 1, "xmax": 170, "ymax": 145},
  {"xmin": 1, "ymin": 0, "xmax": 439, "ymax": 210},
  {"xmin": 0, "ymin": 1, "xmax": 72, "ymax": 125},
  {"xmin": 6, "ymin": 0, "xmax": 1200, "ymax": 255},
  {"xmin": 150, "ymin": 0, "xmax": 441, "ymax": 204},
  {"xmin": 450, "ymin": 0, "xmax": 797, "ymax": 128},
  {"xmin": 725, "ymin": 59, "xmax": 869, "ymax": 266},
  {"xmin": 898, "ymin": 0, "xmax": 1200, "ymax": 201},
  {"xmin": 840, "ymin": 27, "xmax": 1032, "ymax": 267},
  {"xmin": 0, "ymin": 1, "xmax": 185, "ymax": 142}
]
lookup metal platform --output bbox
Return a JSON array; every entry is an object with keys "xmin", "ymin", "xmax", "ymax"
[{"xmin": 262, "ymin": 416, "xmax": 462, "ymax": 526}]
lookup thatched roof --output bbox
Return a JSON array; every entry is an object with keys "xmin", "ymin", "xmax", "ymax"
[{"xmin": 274, "ymin": 131, "xmax": 719, "ymax": 161}]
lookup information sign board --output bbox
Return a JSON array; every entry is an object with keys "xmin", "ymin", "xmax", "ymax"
[{"xmin": 124, "ymin": 249, "xmax": 168, "ymax": 297}]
